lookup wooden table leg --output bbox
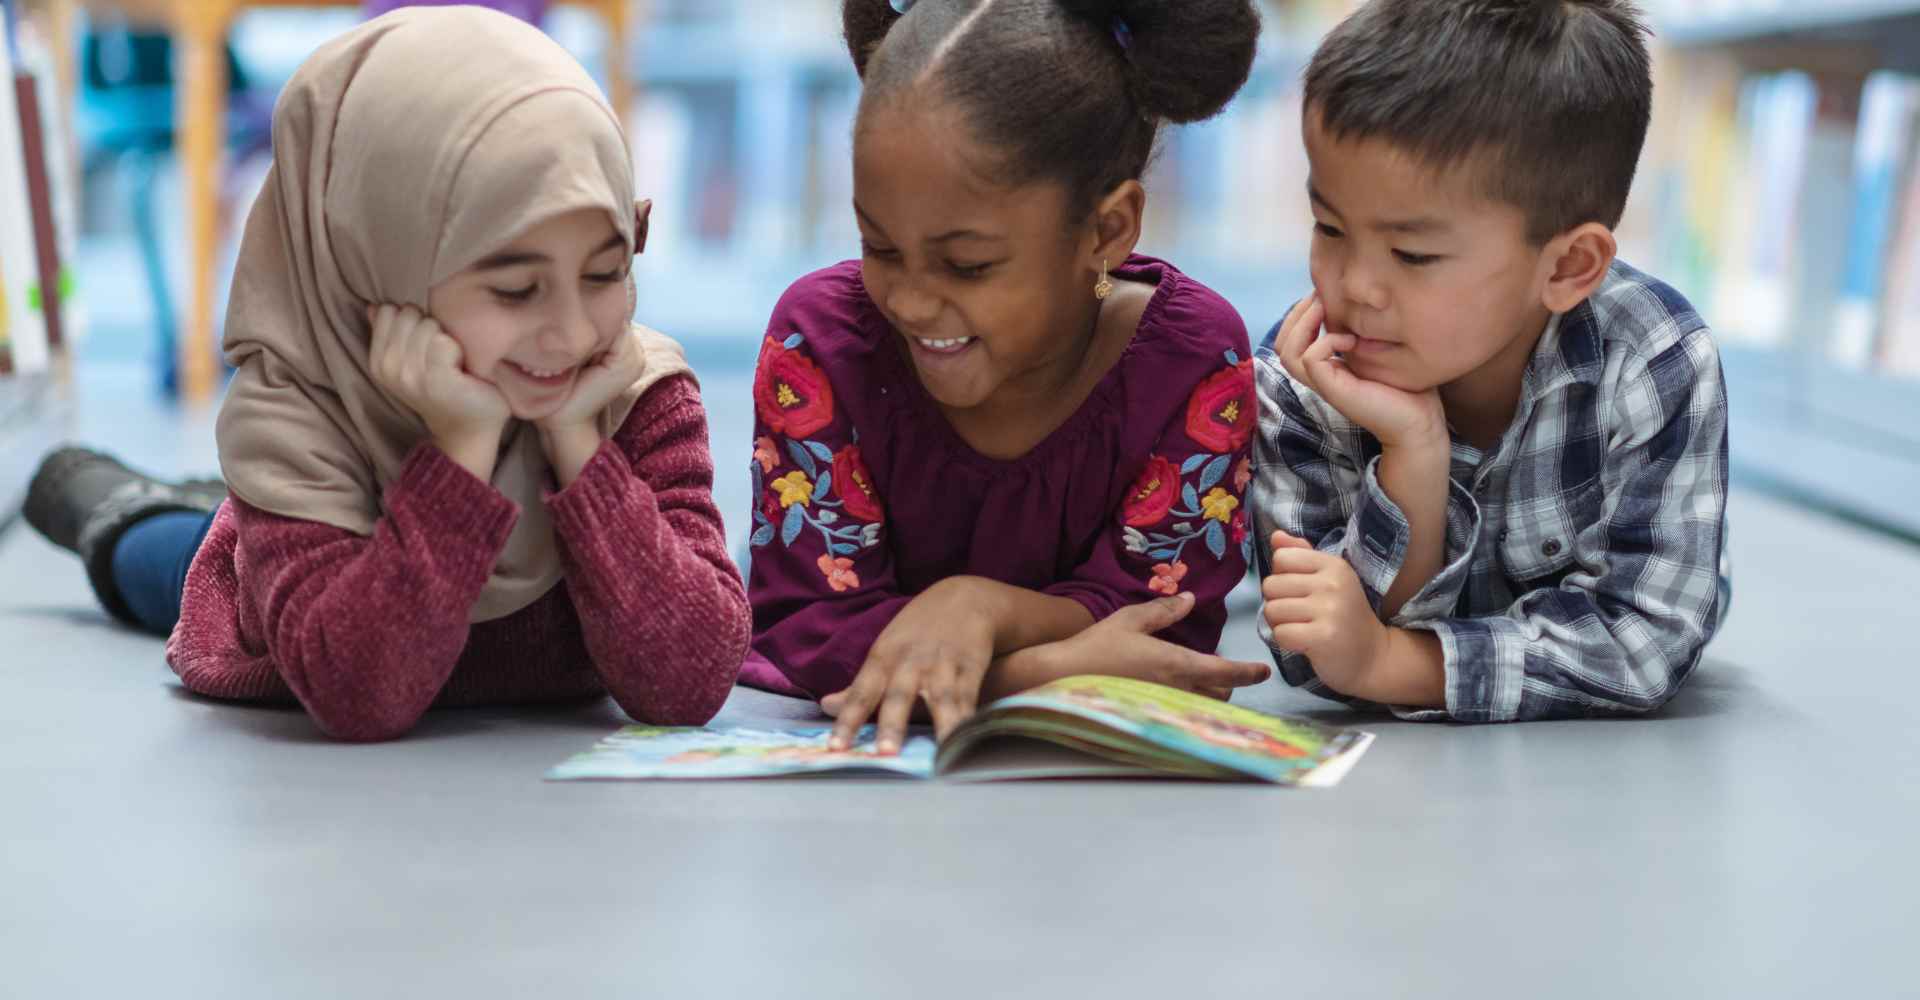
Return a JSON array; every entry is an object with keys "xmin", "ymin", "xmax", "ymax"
[
  {"xmin": 600, "ymin": 0, "xmax": 634, "ymax": 124},
  {"xmin": 173, "ymin": 0, "xmax": 233, "ymax": 405}
]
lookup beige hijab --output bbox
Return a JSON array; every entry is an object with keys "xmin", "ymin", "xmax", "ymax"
[{"xmin": 216, "ymin": 6, "xmax": 690, "ymax": 622}]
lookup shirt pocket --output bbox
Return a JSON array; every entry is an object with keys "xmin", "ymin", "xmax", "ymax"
[{"xmin": 1496, "ymin": 475, "xmax": 1601, "ymax": 591}]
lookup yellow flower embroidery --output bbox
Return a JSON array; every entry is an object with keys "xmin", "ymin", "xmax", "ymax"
[
  {"xmin": 773, "ymin": 471, "xmax": 813, "ymax": 509},
  {"xmin": 1201, "ymin": 487, "xmax": 1239, "ymax": 523}
]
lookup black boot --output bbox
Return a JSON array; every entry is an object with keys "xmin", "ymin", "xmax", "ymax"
[{"xmin": 22, "ymin": 447, "xmax": 225, "ymax": 624}]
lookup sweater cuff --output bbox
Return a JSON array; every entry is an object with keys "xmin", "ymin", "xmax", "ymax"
[
  {"xmin": 387, "ymin": 442, "xmax": 520, "ymax": 562},
  {"xmin": 544, "ymin": 439, "xmax": 657, "ymax": 551}
]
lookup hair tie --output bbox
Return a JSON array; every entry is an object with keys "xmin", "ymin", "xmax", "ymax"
[{"xmin": 1111, "ymin": 17, "xmax": 1133, "ymax": 52}]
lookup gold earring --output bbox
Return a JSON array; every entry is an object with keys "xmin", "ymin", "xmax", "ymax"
[{"xmin": 1094, "ymin": 259, "xmax": 1114, "ymax": 301}]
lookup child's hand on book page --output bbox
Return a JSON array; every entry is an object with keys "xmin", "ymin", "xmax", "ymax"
[
  {"xmin": 823, "ymin": 581, "xmax": 998, "ymax": 753},
  {"xmin": 1047, "ymin": 593, "xmax": 1271, "ymax": 700}
]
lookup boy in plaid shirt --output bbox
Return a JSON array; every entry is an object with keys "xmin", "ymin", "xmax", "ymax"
[{"xmin": 1252, "ymin": 0, "xmax": 1729, "ymax": 722}]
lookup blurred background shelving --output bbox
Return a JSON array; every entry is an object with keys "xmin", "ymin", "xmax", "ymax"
[{"xmin": 6, "ymin": 0, "xmax": 1920, "ymax": 541}]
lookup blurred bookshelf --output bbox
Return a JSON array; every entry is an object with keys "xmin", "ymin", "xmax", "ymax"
[
  {"xmin": 1636, "ymin": 0, "xmax": 1920, "ymax": 537},
  {"xmin": 0, "ymin": 0, "xmax": 77, "ymax": 521},
  {"xmin": 33, "ymin": 0, "xmax": 1920, "ymax": 538},
  {"xmin": 598, "ymin": 0, "xmax": 1330, "ymax": 357}
]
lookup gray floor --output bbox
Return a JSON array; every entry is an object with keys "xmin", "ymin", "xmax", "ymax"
[{"xmin": 1, "ymin": 363, "xmax": 1913, "ymax": 998}]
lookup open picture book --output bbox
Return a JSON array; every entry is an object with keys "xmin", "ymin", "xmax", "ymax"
[{"xmin": 548, "ymin": 675, "xmax": 1375, "ymax": 787}]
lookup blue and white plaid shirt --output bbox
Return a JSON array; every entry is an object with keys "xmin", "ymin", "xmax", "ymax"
[{"xmin": 1251, "ymin": 262, "xmax": 1729, "ymax": 722}]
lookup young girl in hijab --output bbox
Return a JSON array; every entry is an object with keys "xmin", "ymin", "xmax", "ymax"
[{"xmin": 21, "ymin": 7, "xmax": 749, "ymax": 741}]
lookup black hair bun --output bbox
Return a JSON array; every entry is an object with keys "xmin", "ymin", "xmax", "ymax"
[
  {"xmin": 843, "ymin": 0, "xmax": 905, "ymax": 78},
  {"xmin": 1057, "ymin": 0, "xmax": 1261, "ymax": 123}
]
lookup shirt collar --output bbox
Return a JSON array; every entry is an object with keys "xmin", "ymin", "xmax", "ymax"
[{"xmin": 1523, "ymin": 294, "xmax": 1606, "ymax": 401}]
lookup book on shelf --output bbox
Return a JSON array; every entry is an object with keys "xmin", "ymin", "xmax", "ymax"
[
  {"xmin": 0, "ymin": 7, "xmax": 49, "ymax": 375},
  {"xmin": 1833, "ymin": 72, "xmax": 1920, "ymax": 368}
]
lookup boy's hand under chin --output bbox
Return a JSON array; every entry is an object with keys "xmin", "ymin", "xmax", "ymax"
[
  {"xmin": 1274, "ymin": 294, "xmax": 1446, "ymax": 453},
  {"xmin": 536, "ymin": 324, "xmax": 651, "ymax": 487}
]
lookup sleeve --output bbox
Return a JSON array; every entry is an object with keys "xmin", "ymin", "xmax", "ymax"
[
  {"xmin": 237, "ymin": 444, "xmax": 519, "ymax": 741},
  {"xmin": 545, "ymin": 375, "xmax": 750, "ymax": 727},
  {"xmin": 1046, "ymin": 349, "xmax": 1258, "ymax": 654},
  {"xmin": 1400, "ymin": 328, "xmax": 1729, "ymax": 723},
  {"xmin": 744, "ymin": 329, "xmax": 907, "ymax": 699},
  {"xmin": 1249, "ymin": 348, "xmax": 1479, "ymax": 695}
]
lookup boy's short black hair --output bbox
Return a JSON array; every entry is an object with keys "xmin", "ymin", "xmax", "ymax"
[
  {"xmin": 1304, "ymin": 0, "xmax": 1653, "ymax": 244},
  {"xmin": 843, "ymin": 0, "xmax": 1260, "ymax": 219}
]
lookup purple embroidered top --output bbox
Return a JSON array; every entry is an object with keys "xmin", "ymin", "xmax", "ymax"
[{"xmin": 740, "ymin": 255, "xmax": 1257, "ymax": 699}]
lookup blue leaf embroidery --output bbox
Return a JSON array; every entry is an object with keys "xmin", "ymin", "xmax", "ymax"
[
  {"xmin": 783, "ymin": 333, "xmax": 805, "ymax": 350},
  {"xmin": 1224, "ymin": 349, "xmax": 1240, "ymax": 365},
  {"xmin": 1199, "ymin": 454, "xmax": 1231, "ymax": 491},
  {"xmin": 781, "ymin": 504, "xmax": 805, "ymax": 546},
  {"xmin": 1148, "ymin": 533, "xmax": 1177, "ymax": 545},
  {"xmin": 806, "ymin": 441, "xmax": 835, "ymax": 464},
  {"xmin": 750, "ymin": 524, "xmax": 776, "ymax": 548},
  {"xmin": 785, "ymin": 439, "xmax": 817, "ymax": 478},
  {"xmin": 1148, "ymin": 548, "xmax": 1179, "ymax": 561},
  {"xmin": 1205, "ymin": 520, "xmax": 1227, "ymax": 559},
  {"xmin": 1181, "ymin": 483, "xmax": 1199, "ymax": 511},
  {"xmin": 830, "ymin": 543, "xmax": 860, "ymax": 556},
  {"xmin": 1180, "ymin": 454, "xmax": 1209, "ymax": 475},
  {"xmin": 813, "ymin": 472, "xmax": 833, "ymax": 502}
]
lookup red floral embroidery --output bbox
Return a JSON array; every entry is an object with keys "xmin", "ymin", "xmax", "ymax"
[
  {"xmin": 1185, "ymin": 360, "xmax": 1255, "ymax": 454},
  {"xmin": 1230, "ymin": 509, "xmax": 1249, "ymax": 547},
  {"xmin": 832, "ymin": 445, "xmax": 884, "ymax": 524},
  {"xmin": 753, "ymin": 337, "xmax": 836, "ymax": 439},
  {"xmin": 817, "ymin": 554, "xmax": 861, "ymax": 593},
  {"xmin": 1148, "ymin": 561, "xmax": 1189, "ymax": 596},
  {"xmin": 1120, "ymin": 455, "xmax": 1180, "ymax": 527},
  {"xmin": 1234, "ymin": 456, "xmax": 1253, "ymax": 493},
  {"xmin": 753, "ymin": 436, "xmax": 779, "ymax": 474}
]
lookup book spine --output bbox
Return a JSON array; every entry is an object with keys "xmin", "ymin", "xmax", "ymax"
[
  {"xmin": 0, "ymin": 13, "xmax": 45, "ymax": 374},
  {"xmin": 15, "ymin": 70, "xmax": 60, "ymax": 350}
]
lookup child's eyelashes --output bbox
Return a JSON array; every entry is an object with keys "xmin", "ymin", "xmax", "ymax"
[
  {"xmin": 488, "ymin": 269, "xmax": 627, "ymax": 305},
  {"xmin": 1314, "ymin": 222, "xmax": 1344, "ymax": 239},
  {"xmin": 1392, "ymin": 250, "xmax": 1442, "ymax": 267},
  {"xmin": 860, "ymin": 243, "xmax": 996, "ymax": 280}
]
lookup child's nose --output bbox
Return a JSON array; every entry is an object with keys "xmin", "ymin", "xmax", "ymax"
[
  {"xmin": 1339, "ymin": 261, "xmax": 1388, "ymax": 312},
  {"xmin": 546, "ymin": 293, "xmax": 600, "ymax": 357},
  {"xmin": 884, "ymin": 282, "xmax": 942, "ymax": 327}
]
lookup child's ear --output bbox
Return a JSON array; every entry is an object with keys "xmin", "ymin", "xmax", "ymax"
[
  {"xmin": 1539, "ymin": 222, "xmax": 1616, "ymax": 314},
  {"xmin": 633, "ymin": 199, "xmax": 653, "ymax": 255},
  {"xmin": 1089, "ymin": 180, "xmax": 1146, "ymax": 268}
]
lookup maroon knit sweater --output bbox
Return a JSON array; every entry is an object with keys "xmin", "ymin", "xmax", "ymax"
[{"xmin": 164, "ymin": 375, "xmax": 750, "ymax": 741}]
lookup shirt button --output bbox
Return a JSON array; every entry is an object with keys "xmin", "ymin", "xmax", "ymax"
[{"xmin": 1542, "ymin": 539, "xmax": 1562, "ymax": 557}]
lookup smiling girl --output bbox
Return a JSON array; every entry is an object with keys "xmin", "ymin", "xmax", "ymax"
[
  {"xmin": 740, "ymin": 0, "xmax": 1273, "ymax": 753},
  {"xmin": 21, "ymin": 8, "xmax": 748, "ymax": 740}
]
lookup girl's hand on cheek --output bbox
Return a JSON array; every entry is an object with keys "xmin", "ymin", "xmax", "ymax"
[
  {"xmin": 536, "ymin": 324, "xmax": 649, "ymax": 437},
  {"xmin": 534, "ymin": 325, "xmax": 649, "ymax": 488},
  {"xmin": 367, "ymin": 304, "xmax": 511, "ymax": 479}
]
